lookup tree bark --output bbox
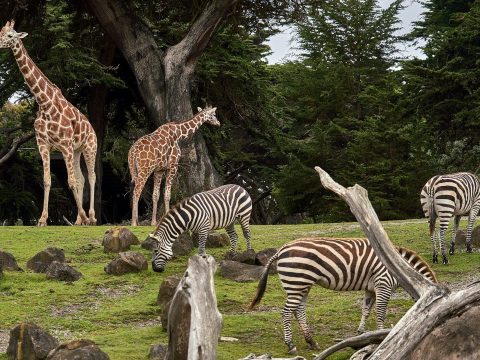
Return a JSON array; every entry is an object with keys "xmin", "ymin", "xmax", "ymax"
[
  {"xmin": 87, "ymin": 40, "xmax": 116, "ymax": 224},
  {"xmin": 313, "ymin": 166, "xmax": 480, "ymax": 360},
  {"xmin": 166, "ymin": 255, "xmax": 222, "ymax": 360}
]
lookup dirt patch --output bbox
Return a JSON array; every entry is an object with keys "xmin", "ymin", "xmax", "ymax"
[
  {"xmin": 94, "ymin": 283, "xmax": 142, "ymax": 298},
  {"xmin": 0, "ymin": 329, "xmax": 9, "ymax": 353},
  {"xmin": 50, "ymin": 302, "xmax": 99, "ymax": 317}
]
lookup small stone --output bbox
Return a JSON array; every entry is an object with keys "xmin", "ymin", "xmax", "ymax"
[
  {"xmin": 149, "ymin": 344, "xmax": 167, "ymax": 359},
  {"xmin": 45, "ymin": 261, "xmax": 82, "ymax": 282},
  {"xmin": 0, "ymin": 251, "xmax": 22, "ymax": 271},
  {"xmin": 104, "ymin": 251, "xmax": 148, "ymax": 275},
  {"xmin": 7, "ymin": 322, "xmax": 59, "ymax": 360},
  {"xmin": 46, "ymin": 339, "xmax": 110, "ymax": 360},
  {"xmin": 27, "ymin": 247, "xmax": 65, "ymax": 273}
]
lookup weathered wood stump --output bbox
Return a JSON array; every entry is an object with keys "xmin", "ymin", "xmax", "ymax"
[{"xmin": 166, "ymin": 255, "xmax": 222, "ymax": 360}]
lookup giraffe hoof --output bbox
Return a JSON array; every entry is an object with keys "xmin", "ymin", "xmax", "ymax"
[
  {"xmin": 37, "ymin": 221, "xmax": 47, "ymax": 227},
  {"xmin": 89, "ymin": 219, "xmax": 97, "ymax": 226}
]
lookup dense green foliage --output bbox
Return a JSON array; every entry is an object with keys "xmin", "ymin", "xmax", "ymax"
[
  {"xmin": 0, "ymin": 221, "xmax": 476, "ymax": 359},
  {"xmin": 1, "ymin": 0, "xmax": 480, "ymax": 224}
]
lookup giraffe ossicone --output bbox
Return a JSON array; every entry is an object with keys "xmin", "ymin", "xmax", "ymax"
[
  {"xmin": 0, "ymin": 20, "xmax": 98, "ymax": 226},
  {"xmin": 128, "ymin": 106, "xmax": 220, "ymax": 226}
]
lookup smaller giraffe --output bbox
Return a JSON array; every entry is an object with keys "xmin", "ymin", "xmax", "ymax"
[
  {"xmin": 128, "ymin": 106, "xmax": 220, "ymax": 226},
  {"xmin": 0, "ymin": 20, "xmax": 97, "ymax": 226}
]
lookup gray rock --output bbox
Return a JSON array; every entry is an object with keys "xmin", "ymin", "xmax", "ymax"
[
  {"xmin": 45, "ymin": 261, "xmax": 82, "ymax": 282},
  {"xmin": 46, "ymin": 339, "xmax": 110, "ymax": 360},
  {"xmin": 224, "ymin": 249, "xmax": 257, "ymax": 265},
  {"xmin": 27, "ymin": 248, "xmax": 65, "ymax": 273},
  {"xmin": 172, "ymin": 233, "xmax": 194, "ymax": 257},
  {"xmin": 141, "ymin": 236, "xmax": 157, "ymax": 251},
  {"xmin": 192, "ymin": 231, "xmax": 230, "ymax": 248},
  {"xmin": 104, "ymin": 251, "xmax": 148, "ymax": 275},
  {"xmin": 157, "ymin": 275, "xmax": 182, "ymax": 330},
  {"xmin": 255, "ymin": 248, "xmax": 278, "ymax": 274},
  {"xmin": 149, "ymin": 344, "xmax": 167, "ymax": 359},
  {"xmin": 219, "ymin": 260, "xmax": 264, "ymax": 282},
  {"xmin": 0, "ymin": 251, "xmax": 22, "ymax": 271},
  {"xmin": 102, "ymin": 227, "xmax": 139, "ymax": 253},
  {"xmin": 7, "ymin": 322, "xmax": 59, "ymax": 360}
]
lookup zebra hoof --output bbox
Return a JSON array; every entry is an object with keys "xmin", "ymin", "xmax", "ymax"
[
  {"xmin": 442, "ymin": 257, "xmax": 449, "ymax": 265},
  {"xmin": 467, "ymin": 245, "xmax": 473, "ymax": 253},
  {"xmin": 287, "ymin": 346, "xmax": 297, "ymax": 355},
  {"xmin": 449, "ymin": 246, "xmax": 455, "ymax": 255},
  {"xmin": 433, "ymin": 255, "xmax": 438, "ymax": 264}
]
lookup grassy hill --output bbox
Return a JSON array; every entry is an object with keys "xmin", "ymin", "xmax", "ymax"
[{"xmin": 0, "ymin": 220, "xmax": 479, "ymax": 359}]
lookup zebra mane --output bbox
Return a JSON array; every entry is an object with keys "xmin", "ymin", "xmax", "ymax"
[{"xmin": 397, "ymin": 246, "xmax": 438, "ymax": 283}]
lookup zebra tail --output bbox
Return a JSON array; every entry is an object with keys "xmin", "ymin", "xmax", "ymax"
[
  {"xmin": 428, "ymin": 193, "xmax": 436, "ymax": 236},
  {"xmin": 248, "ymin": 252, "xmax": 279, "ymax": 310}
]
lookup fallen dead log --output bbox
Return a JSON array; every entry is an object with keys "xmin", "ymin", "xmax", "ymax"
[
  {"xmin": 314, "ymin": 166, "xmax": 480, "ymax": 360},
  {"xmin": 313, "ymin": 329, "xmax": 390, "ymax": 360},
  {"xmin": 166, "ymin": 255, "xmax": 222, "ymax": 360}
]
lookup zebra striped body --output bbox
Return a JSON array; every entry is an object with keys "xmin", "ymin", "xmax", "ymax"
[
  {"xmin": 420, "ymin": 172, "xmax": 480, "ymax": 264},
  {"xmin": 249, "ymin": 237, "xmax": 436, "ymax": 354},
  {"xmin": 150, "ymin": 184, "xmax": 252, "ymax": 272}
]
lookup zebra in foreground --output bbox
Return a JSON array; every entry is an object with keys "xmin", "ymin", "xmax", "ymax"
[
  {"xmin": 149, "ymin": 184, "xmax": 252, "ymax": 272},
  {"xmin": 249, "ymin": 237, "xmax": 437, "ymax": 354},
  {"xmin": 420, "ymin": 172, "xmax": 480, "ymax": 264}
]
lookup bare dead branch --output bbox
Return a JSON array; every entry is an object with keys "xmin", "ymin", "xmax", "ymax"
[
  {"xmin": 0, "ymin": 131, "xmax": 34, "ymax": 167},
  {"xmin": 313, "ymin": 329, "xmax": 391, "ymax": 360}
]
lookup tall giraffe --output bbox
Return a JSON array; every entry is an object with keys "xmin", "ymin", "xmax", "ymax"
[
  {"xmin": 128, "ymin": 106, "xmax": 220, "ymax": 226},
  {"xmin": 0, "ymin": 20, "xmax": 97, "ymax": 226}
]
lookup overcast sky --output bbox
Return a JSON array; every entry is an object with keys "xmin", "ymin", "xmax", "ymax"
[{"xmin": 266, "ymin": 0, "xmax": 425, "ymax": 64}]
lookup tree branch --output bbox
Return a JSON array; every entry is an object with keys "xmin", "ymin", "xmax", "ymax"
[
  {"xmin": 0, "ymin": 131, "xmax": 34, "ymax": 167},
  {"xmin": 314, "ymin": 166, "xmax": 435, "ymax": 299},
  {"xmin": 313, "ymin": 329, "xmax": 391, "ymax": 360}
]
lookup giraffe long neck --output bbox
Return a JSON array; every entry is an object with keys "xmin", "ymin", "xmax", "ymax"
[
  {"xmin": 176, "ymin": 113, "xmax": 205, "ymax": 140},
  {"xmin": 11, "ymin": 39, "xmax": 59, "ymax": 107}
]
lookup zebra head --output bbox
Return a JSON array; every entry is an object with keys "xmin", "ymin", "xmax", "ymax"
[{"xmin": 149, "ymin": 233, "xmax": 174, "ymax": 273}]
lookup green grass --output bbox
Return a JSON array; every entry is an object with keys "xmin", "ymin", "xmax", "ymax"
[{"xmin": 0, "ymin": 220, "xmax": 479, "ymax": 359}]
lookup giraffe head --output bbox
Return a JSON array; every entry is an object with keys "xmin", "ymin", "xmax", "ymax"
[
  {"xmin": 0, "ymin": 20, "xmax": 27, "ymax": 48},
  {"xmin": 197, "ymin": 106, "xmax": 220, "ymax": 126}
]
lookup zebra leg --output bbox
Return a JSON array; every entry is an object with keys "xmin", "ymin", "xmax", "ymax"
[
  {"xmin": 197, "ymin": 228, "xmax": 209, "ymax": 258},
  {"xmin": 225, "ymin": 223, "xmax": 239, "ymax": 254},
  {"xmin": 449, "ymin": 215, "xmax": 461, "ymax": 255},
  {"xmin": 282, "ymin": 293, "xmax": 303, "ymax": 354},
  {"xmin": 239, "ymin": 214, "xmax": 252, "ymax": 250},
  {"xmin": 294, "ymin": 293, "xmax": 319, "ymax": 350},
  {"xmin": 466, "ymin": 205, "xmax": 480, "ymax": 253},
  {"xmin": 429, "ymin": 215, "xmax": 438, "ymax": 263},
  {"xmin": 357, "ymin": 290, "xmax": 375, "ymax": 334},
  {"xmin": 374, "ymin": 286, "xmax": 392, "ymax": 330},
  {"xmin": 438, "ymin": 222, "xmax": 449, "ymax": 265}
]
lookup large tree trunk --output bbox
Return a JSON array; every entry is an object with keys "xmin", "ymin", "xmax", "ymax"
[
  {"xmin": 313, "ymin": 166, "xmax": 480, "ymax": 360},
  {"xmin": 83, "ymin": 0, "xmax": 235, "ymax": 197}
]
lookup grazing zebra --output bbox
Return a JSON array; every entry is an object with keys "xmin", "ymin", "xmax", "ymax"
[
  {"xmin": 149, "ymin": 184, "xmax": 252, "ymax": 272},
  {"xmin": 249, "ymin": 237, "xmax": 437, "ymax": 354},
  {"xmin": 420, "ymin": 172, "xmax": 480, "ymax": 264}
]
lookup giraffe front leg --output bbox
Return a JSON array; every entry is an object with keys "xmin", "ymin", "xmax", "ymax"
[
  {"xmin": 131, "ymin": 174, "xmax": 148, "ymax": 226},
  {"xmin": 83, "ymin": 141, "xmax": 97, "ymax": 225},
  {"xmin": 73, "ymin": 150, "xmax": 86, "ymax": 225},
  {"xmin": 62, "ymin": 149, "xmax": 88, "ymax": 225},
  {"xmin": 37, "ymin": 142, "xmax": 51, "ymax": 226}
]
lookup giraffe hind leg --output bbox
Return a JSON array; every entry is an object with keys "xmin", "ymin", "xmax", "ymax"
[
  {"xmin": 73, "ymin": 150, "xmax": 86, "ymax": 225},
  {"xmin": 82, "ymin": 142, "xmax": 97, "ymax": 225}
]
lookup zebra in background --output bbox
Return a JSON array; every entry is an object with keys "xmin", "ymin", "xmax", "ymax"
[
  {"xmin": 149, "ymin": 184, "xmax": 252, "ymax": 272},
  {"xmin": 420, "ymin": 172, "xmax": 480, "ymax": 265},
  {"xmin": 249, "ymin": 237, "xmax": 437, "ymax": 354}
]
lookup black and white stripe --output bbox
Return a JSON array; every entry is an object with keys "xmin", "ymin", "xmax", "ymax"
[
  {"xmin": 420, "ymin": 172, "xmax": 480, "ymax": 264},
  {"xmin": 249, "ymin": 237, "xmax": 436, "ymax": 354},
  {"xmin": 149, "ymin": 184, "xmax": 252, "ymax": 272}
]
